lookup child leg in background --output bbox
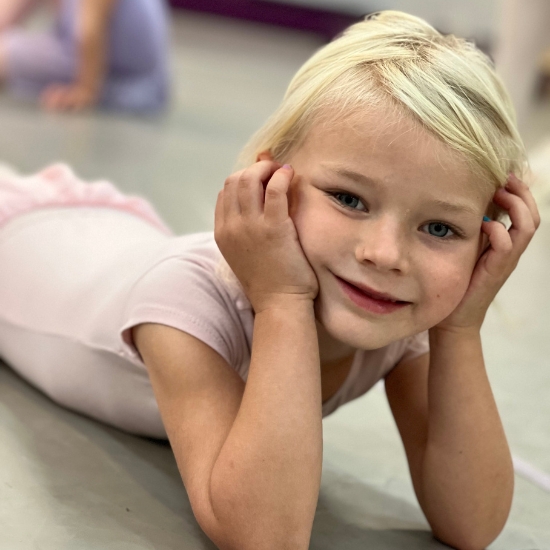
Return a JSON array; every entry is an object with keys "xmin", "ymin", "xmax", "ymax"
[
  {"xmin": 0, "ymin": 28, "xmax": 77, "ymax": 101},
  {"xmin": 94, "ymin": 0, "xmax": 171, "ymax": 113},
  {"xmin": 0, "ymin": 0, "xmax": 170, "ymax": 113},
  {"xmin": 0, "ymin": 0, "xmax": 39, "ymax": 82}
]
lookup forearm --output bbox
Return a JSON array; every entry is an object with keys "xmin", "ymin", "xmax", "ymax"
[
  {"xmin": 420, "ymin": 328, "xmax": 513, "ymax": 549},
  {"xmin": 75, "ymin": 0, "xmax": 115, "ymax": 93},
  {"xmin": 210, "ymin": 301, "xmax": 322, "ymax": 550}
]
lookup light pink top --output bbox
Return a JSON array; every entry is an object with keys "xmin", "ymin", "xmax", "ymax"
[{"xmin": 0, "ymin": 166, "xmax": 429, "ymax": 418}]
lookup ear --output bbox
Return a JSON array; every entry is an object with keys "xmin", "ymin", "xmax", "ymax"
[{"xmin": 256, "ymin": 150, "xmax": 274, "ymax": 162}]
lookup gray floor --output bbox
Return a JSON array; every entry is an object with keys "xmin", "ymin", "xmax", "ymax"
[{"xmin": 0, "ymin": 10, "xmax": 549, "ymax": 550}]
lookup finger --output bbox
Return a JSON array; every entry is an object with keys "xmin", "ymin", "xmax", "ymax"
[
  {"xmin": 65, "ymin": 92, "xmax": 83, "ymax": 111},
  {"xmin": 46, "ymin": 91, "xmax": 66, "ymax": 111},
  {"xmin": 492, "ymin": 187, "xmax": 536, "ymax": 249},
  {"xmin": 223, "ymin": 169, "xmax": 245, "ymax": 219},
  {"xmin": 238, "ymin": 160, "xmax": 282, "ymax": 217},
  {"xmin": 505, "ymin": 173, "xmax": 541, "ymax": 229},
  {"xmin": 263, "ymin": 165, "xmax": 293, "ymax": 224},
  {"xmin": 480, "ymin": 219, "xmax": 514, "ymax": 275},
  {"xmin": 45, "ymin": 87, "xmax": 66, "ymax": 108},
  {"xmin": 214, "ymin": 189, "xmax": 225, "ymax": 239},
  {"xmin": 72, "ymin": 92, "xmax": 91, "ymax": 112},
  {"xmin": 40, "ymin": 88, "xmax": 57, "ymax": 110},
  {"xmin": 66, "ymin": 95, "xmax": 80, "ymax": 111},
  {"xmin": 58, "ymin": 94, "xmax": 72, "ymax": 111}
]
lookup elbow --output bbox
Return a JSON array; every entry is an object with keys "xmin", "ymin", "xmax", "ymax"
[
  {"xmin": 205, "ymin": 467, "xmax": 312, "ymax": 550},
  {"xmin": 428, "ymin": 481, "xmax": 514, "ymax": 550},
  {"xmin": 432, "ymin": 521, "xmax": 507, "ymax": 550},
  {"xmin": 434, "ymin": 537, "xmax": 498, "ymax": 550}
]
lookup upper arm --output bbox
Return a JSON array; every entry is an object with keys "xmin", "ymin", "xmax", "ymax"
[
  {"xmin": 133, "ymin": 322, "xmax": 245, "ymax": 541},
  {"xmin": 82, "ymin": 0, "xmax": 117, "ymax": 18},
  {"xmin": 384, "ymin": 352, "xmax": 429, "ymax": 506},
  {"xmin": 80, "ymin": 0, "xmax": 117, "ymax": 37}
]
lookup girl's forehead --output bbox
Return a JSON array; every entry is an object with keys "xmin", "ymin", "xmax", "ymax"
[
  {"xmin": 306, "ymin": 107, "xmax": 443, "ymax": 152},
  {"xmin": 294, "ymin": 110, "xmax": 493, "ymax": 207},
  {"xmin": 301, "ymin": 111, "xmax": 467, "ymax": 176}
]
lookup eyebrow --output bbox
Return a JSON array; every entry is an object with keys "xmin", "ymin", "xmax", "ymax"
[
  {"xmin": 322, "ymin": 164, "xmax": 481, "ymax": 218},
  {"xmin": 322, "ymin": 165, "xmax": 381, "ymax": 188}
]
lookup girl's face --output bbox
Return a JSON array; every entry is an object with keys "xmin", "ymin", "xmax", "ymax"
[{"xmin": 283, "ymin": 108, "xmax": 493, "ymax": 350}]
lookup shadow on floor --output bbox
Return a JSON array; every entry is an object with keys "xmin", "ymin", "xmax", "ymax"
[{"xmin": 1, "ymin": 361, "xmax": 450, "ymax": 549}]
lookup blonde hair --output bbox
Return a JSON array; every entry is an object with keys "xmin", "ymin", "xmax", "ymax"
[{"xmin": 237, "ymin": 11, "xmax": 527, "ymax": 218}]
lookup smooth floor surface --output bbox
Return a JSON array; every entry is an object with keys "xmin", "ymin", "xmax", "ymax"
[{"xmin": 1, "ymin": 10, "xmax": 549, "ymax": 550}]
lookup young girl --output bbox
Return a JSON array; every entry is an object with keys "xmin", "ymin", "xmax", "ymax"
[
  {"xmin": 0, "ymin": 0, "xmax": 169, "ymax": 112},
  {"xmin": 0, "ymin": 11, "xmax": 540, "ymax": 550}
]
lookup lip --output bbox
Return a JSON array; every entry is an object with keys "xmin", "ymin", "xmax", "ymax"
[{"xmin": 334, "ymin": 275, "xmax": 411, "ymax": 315}]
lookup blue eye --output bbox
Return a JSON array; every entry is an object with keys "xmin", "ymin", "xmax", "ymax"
[
  {"xmin": 423, "ymin": 222, "xmax": 454, "ymax": 238},
  {"xmin": 334, "ymin": 193, "xmax": 367, "ymax": 211}
]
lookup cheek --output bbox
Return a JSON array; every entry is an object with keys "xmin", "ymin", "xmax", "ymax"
[
  {"xmin": 423, "ymin": 255, "xmax": 475, "ymax": 313},
  {"xmin": 290, "ymin": 192, "xmax": 344, "ymax": 263},
  {"xmin": 293, "ymin": 215, "xmax": 331, "ymax": 268}
]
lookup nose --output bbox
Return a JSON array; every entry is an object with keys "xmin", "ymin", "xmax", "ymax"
[{"xmin": 355, "ymin": 216, "xmax": 409, "ymax": 273}]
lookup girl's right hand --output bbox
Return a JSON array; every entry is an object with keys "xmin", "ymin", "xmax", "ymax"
[{"xmin": 215, "ymin": 160, "xmax": 319, "ymax": 314}]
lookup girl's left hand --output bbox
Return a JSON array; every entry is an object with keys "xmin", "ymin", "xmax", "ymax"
[
  {"xmin": 436, "ymin": 173, "xmax": 540, "ymax": 332},
  {"xmin": 40, "ymin": 84, "xmax": 98, "ymax": 112}
]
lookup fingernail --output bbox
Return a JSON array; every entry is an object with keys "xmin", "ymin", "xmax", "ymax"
[
  {"xmin": 483, "ymin": 216, "xmax": 491, "ymax": 222},
  {"xmin": 282, "ymin": 164, "xmax": 292, "ymax": 170}
]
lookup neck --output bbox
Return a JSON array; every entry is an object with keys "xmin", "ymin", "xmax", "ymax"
[{"xmin": 315, "ymin": 319, "xmax": 355, "ymax": 371}]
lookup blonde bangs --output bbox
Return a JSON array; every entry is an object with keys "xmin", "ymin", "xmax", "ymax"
[{"xmin": 237, "ymin": 10, "xmax": 527, "ymax": 215}]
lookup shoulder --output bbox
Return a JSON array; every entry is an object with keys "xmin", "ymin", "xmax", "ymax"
[{"xmin": 121, "ymin": 232, "xmax": 253, "ymax": 369}]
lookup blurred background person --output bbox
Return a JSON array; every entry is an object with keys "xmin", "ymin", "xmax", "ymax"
[
  {"xmin": 494, "ymin": 0, "xmax": 550, "ymax": 131},
  {"xmin": 0, "ymin": 0, "xmax": 170, "ymax": 113}
]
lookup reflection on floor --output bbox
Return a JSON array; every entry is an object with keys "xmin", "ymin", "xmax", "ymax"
[{"xmin": 0, "ymin": 9, "xmax": 549, "ymax": 550}]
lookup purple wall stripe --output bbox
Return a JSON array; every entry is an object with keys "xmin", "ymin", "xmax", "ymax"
[{"xmin": 168, "ymin": 0, "xmax": 363, "ymax": 40}]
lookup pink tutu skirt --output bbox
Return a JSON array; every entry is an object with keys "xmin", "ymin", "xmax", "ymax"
[{"xmin": 0, "ymin": 164, "xmax": 173, "ymax": 234}]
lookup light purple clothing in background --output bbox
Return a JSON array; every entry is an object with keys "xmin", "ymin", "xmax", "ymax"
[
  {"xmin": 0, "ymin": 166, "xmax": 429, "ymax": 438},
  {"xmin": 2, "ymin": 0, "xmax": 170, "ymax": 113}
]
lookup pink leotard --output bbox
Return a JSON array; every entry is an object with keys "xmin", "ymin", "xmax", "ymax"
[{"xmin": 0, "ymin": 166, "xmax": 429, "ymax": 438}]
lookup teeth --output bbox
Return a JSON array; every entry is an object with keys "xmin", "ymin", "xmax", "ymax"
[
  {"xmin": 345, "ymin": 278, "xmax": 400, "ymax": 302},
  {"xmin": 367, "ymin": 291, "xmax": 393, "ymax": 302}
]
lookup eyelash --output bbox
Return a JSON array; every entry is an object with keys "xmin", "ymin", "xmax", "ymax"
[
  {"xmin": 327, "ymin": 191, "xmax": 465, "ymax": 240},
  {"xmin": 330, "ymin": 191, "xmax": 368, "ymax": 212},
  {"xmin": 421, "ymin": 222, "xmax": 460, "ymax": 240}
]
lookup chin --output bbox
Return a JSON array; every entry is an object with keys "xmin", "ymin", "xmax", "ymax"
[{"xmin": 314, "ymin": 299, "xmax": 412, "ymax": 350}]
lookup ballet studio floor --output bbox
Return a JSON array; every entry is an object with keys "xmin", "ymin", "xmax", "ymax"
[{"xmin": 0, "ymin": 9, "xmax": 549, "ymax": 550}]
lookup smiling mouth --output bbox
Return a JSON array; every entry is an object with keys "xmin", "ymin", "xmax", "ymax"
[{"xmin": 334, "ymin": 275, "xmax": 411, "ymax": 314}]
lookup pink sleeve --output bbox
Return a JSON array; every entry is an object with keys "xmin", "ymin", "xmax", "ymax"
[{"xmin": 119, "ymin": 257, "xmax": 249, "ymax": 369}]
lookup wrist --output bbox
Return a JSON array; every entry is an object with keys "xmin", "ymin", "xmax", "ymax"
[
  {"xmin": 430, "ymin": 321, "xmax": 481, "ymax": 340},
  {"xmin": 429, "ymin": 324, "xmax": 482, "ymax": 351},
  {"xmin": 251, "ymin": 293, "xmax": 315, "ymax": 316}
]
